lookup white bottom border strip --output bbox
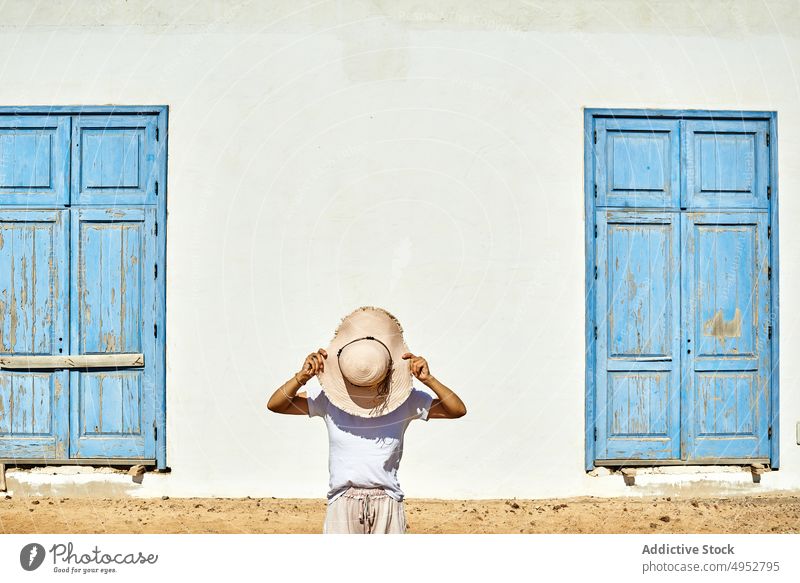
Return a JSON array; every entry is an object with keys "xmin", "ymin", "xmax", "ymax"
[{"xmin": 1, "ymin": 534, "xmax": 798, "ymax": 582}]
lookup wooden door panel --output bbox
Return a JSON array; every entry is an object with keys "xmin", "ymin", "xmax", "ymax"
[
  {"xmin": 77, "ymin": 215, "xmax": 144, "ymax": 354},
  {"xmin": 684, "ymin": 120, "xmax": 769, "ymax": 209},
  {"xmin": 596, "ymin": 119, "xmax": 680, "ymax": 208},
  {"xmin": 0, "ymin": 116, "xmax": 70, "ymax": 206},
  {"xmin": 71, "ymin": 115, "xmax": 158, "ymax": 205},
  {"xmin": 682, "ymin": 212, "xmax": 770, "ymax": 460},
  {"xmin": 0, "ymin": 209, "xmax": 69, "ymax": 458},
  {"xmin": 69, "ymin": 207, "xmax": 156, "ymax": 459},
  {"xmin": 595, "ymin": 210, "xmax": 681, "ymax": 460}
]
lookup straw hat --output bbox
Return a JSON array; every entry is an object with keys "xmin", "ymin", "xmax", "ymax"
[{"xmin": 317, "ymin": 306, "xmax": 413, "ymax": 417}]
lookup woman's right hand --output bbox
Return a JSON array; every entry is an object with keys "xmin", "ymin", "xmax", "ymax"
[{"xmin": 296, "ymin": 348, "xmax": 327, "ymax": 384}]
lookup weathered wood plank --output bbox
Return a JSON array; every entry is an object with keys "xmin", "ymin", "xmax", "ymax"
[
  {"xmin": 0, "ymin": 458, "xmax": 156, "ymax": 466},
  {"xmin": 0, "ymin": 353, "xmax": 144, "ymax": 370},
  {"xmin": 121, "ymin": 373, "xmax": 140, "ymax": 434},
  {"xmin": 0, "ymin": 374, "xmax": 11, "ymax": 433},
  {"xmin": 32, "ymin": 374, "xmax": 51, "ymax": 434}
]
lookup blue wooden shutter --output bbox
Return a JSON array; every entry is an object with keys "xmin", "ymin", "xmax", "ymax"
[
  {"xmin": 595, "ymin": 210, "xmax": 681, "ymax": 460},
  {"xmin": 596, "ymin": 118, "xmax": 680, "ymax": 208},
  {"xmin": 0, "ymin": 116, "xmax": 70, "ymax": 206},
  {"xmin": 72, "ymin": 115, "xmax": 158, "ymax": 206},
  {"xmin": 0, "ymin": 209, "xmax": 69, "ymax": 458},
  {"xmin": 682, "ymin": 211, "xmax": 770, "ymax": 460},
  {"xmin": 68, "ymin": 207, "xmax": 156, "ymax": 459},
  {"xmin": 0, "ymin": 108, "xmax": 165, "ymax": 465},
  {"xmin": 684, "ymin": 120, "xmax": 769, "ymax": 209}
]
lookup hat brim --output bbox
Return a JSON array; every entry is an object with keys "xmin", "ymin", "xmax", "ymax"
[{"xmin": 317, "ymin": 306, "xmax": 413, "ymax": 417}]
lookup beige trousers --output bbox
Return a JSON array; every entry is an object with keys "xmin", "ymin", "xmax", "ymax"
[{"xmin": 323, "ymin": 487, "xmax": 407, "ymax": 534}]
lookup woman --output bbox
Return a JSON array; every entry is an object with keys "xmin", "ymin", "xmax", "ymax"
[{"xmin": 267, "ymin": 306, "xmax": 467, "ymax": 534}]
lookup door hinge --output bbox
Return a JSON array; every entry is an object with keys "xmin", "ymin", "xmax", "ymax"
[
  {"xmin": 154, "ymin": 263, "xmax": 158, "ymax": 279},
  {"xmin": 155, "ymin": 181, "xmax": 159, "ymax": 196},
  {"xmin": 154, "ymin": 423, "xmax": 158, "ymax": 442},
  {"xmin": 768, "ymin": 325, "xmax": 772, "ymax": 340},
  {"xmin": 768, "ymin": 226, "xmax": 771, "ymax": 239},
  {"xmin": 766, "ymin": 132, "xmax": 770, "ymax": 147},
  {"xmin": 154, "ymin": 221, "xmax": 158, "ymax": 236},
  {"xmin": 593, "ymin": 130, "xmax": 597, "ymax": 144},
  {"xmin": 594, "ymin": 427, "xmax": 597, "ymax": 441},
  {"xmin": 593, "ymin": 325, "xmax": 598, "ymax": 340},
  {"xmin": 156, "ymin": 127, "xmax": 159, "ymax": 141},
  {"xmin": 768, "ymin": 426, "xmax": 772, "ymax": 440},
  {"xmin": 154, "ymin": 324, "xmax": 158, "ymax": 338},
  {"xmin": 768, "ymin": 266, "xmax": 771, "ymax": 280},
  {"xmin": 593, "ymin": 183, "xmax": 597, "ymax": 198},
  {"xmin": 767, "ymin": 185, "xmax": 771, "ymax": 200},
  {"xmin": 594, "ymin": 265, "xmax": 597, "ymax": 279},
  {"xmin": 594, "ymin": 224, "xmax": 597, "ymax": 238}
]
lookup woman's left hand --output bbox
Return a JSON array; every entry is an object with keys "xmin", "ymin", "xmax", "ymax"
[{"xmin": 401, "ymin": 352, "xmax": 432, "ymax": 382}]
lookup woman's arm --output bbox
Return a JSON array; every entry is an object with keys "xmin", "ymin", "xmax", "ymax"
[
  {"xmin": 421, "ymin": 375, "xmax": 467, "ymax": 419},
  {"xmin": 267, "ymin": 348, "xmax": 327, "ymax": 415},
  {"xmin": 401, "ymin": 352, "xmax": 467, "ymax": 419},
  {"xmin": 266, "ymin": 375, "xmax": 309, "ymax": 415}
]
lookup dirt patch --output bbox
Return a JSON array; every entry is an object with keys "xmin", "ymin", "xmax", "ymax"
[{"xmin": 1, "ymin": 494, "xmax": 799, "ymax": 534}]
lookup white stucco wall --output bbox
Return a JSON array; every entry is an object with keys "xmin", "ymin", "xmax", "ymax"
[{"xmin": 2, "ymin": 0, "xmax": 799, "ymax": 499}]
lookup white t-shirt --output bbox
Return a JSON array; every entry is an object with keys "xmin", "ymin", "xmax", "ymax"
[{"xmin": 304, "ymin": 379, "xmax": 434, "ymax": 504}]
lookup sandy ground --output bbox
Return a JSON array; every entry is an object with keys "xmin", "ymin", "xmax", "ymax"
[{"xmin": 2, "ymin": 494, "xmax": 800, "ymax": 534}]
